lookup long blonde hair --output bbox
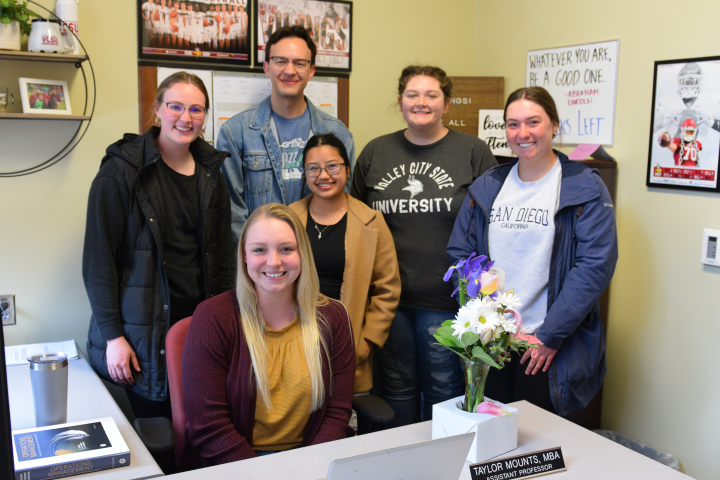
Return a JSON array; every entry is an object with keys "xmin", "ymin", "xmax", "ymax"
[{"xmin": 236, "ymin": 204, "xmax": 331, "ymax": 411}]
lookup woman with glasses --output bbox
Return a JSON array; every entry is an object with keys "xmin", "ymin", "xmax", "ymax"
[
  {"xmin": 289, "ymin": 134, "xmax": 400, "ymax": 394},
  {"xmin": 351, "ymin": 66, "xmax": 497, "ymax": 427},
  {"xmin": 84, "ymin": 71, "xmax": 234, "ymax": 429}
]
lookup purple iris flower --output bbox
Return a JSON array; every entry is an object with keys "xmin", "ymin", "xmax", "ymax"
[
  {"xmin": 443, "ymin": 259, "xmax": 466, "ymax": 282},
  {"xmin": 466, "ymin": 255, "xmax": 488, "ymax": 279},
  {"xmin": 462, "ymin": 253, "xmax": 477, "ymax": 278},
  {"xmin": 467, "ymin": 277, "xmax": 481, "ymax": 298}
]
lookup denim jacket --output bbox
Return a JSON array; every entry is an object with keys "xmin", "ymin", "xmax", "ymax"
[
  {"xmin": 447, "ymin": 152, "xmax": 618, "ymax": 416},
  {"xmin": 217, "ymin": 96, "xmax": 355, "ymax": 244}
]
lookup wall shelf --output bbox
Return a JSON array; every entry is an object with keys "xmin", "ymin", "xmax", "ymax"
[
  {"xmin": 0, "ymin": 113, "xmax": 90, "ymax": 121},
  {"xmin": 0, "ymin": 51, "xmax": 87, "ymax": 64}
]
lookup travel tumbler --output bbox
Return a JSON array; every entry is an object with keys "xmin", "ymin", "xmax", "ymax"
[{"xmin": 28, "ymin": 352, "xmax": 68, "ymax": 427}]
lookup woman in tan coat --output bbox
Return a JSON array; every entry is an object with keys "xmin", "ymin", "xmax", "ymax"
[{"xmin": 290, "ymin": 134, "xmax": 400, "ymax": 392}]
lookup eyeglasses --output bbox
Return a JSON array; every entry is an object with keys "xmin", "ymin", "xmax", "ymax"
[
  {"xmin": 402, "ymin": 92, "xmax": 444, "ymax": 104},
  {"xmin": 305, "ymin": 163, "xmax": 344, "ymax": 177},
  {"xmin": 269, "ymin": 56, "xmax": 312, "ymax": 71},
  {"xmin": 164, "ymin": 102, "xmax": 206, "ymax": 119}
]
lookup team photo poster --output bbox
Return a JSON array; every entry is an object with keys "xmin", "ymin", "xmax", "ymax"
[
  {"xmin": 138, "ymin": 0, "xmax": 252, "ymax": 65},
  {"xmin": 255, "ymin": 0, "xmax": 352, "ymax": 71},
  {"xmin": 647, "ymin": 55, "xmax": 720, "ymax": 192}
]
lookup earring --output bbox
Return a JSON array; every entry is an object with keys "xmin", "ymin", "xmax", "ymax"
[
  {"xmin": 552, "ymin": 132, "xmax": 557, "ymax": 139},
  {"xmin": 155, "ymin": 117, "xmax": 161, "ymax": 125},
  {"xmin": 200, "ymin": 125, "xmax": 206, "ymax": 139}
]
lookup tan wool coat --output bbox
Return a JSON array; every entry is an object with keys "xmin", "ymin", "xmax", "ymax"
[{"xmin": 290, "ymin": 194, "xmax": 400, "ymax": 392}]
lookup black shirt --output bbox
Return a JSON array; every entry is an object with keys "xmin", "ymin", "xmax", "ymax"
[
  {"xmin": 156, "ymin": 159, "xmax": 205, "ymax": 321},
  {"xmin": 307, "ymin": 213, "xmax": 347, "ymax": 301}
]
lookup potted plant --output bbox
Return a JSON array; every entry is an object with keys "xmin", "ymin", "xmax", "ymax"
[{"xmin": 0, "ymin": 0, "xmax": 37, "ymax": 51}]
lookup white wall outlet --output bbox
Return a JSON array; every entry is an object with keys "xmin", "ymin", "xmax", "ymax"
[
  {"xmin": 701, "ymin": 229, "xmax": 720, "ymax": 267},
  {"xmin": 1, "ymin": 294, "xmax": 16, "ymax": 326}
]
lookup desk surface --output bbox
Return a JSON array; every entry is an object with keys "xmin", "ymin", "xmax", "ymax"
[
  {"xmin": 167, "ymin": 401, "xmax": 692, "ymax": 480},
  {"xmin": 8, "ymin": 357, "xmax": 163, "ymax": 480}
]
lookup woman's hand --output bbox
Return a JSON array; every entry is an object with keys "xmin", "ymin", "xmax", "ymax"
[
  {"xmin": 520, "ymin": 345, "xmax": 557, "ymax": 375},
  {"xmin": 106, "ymin": 336, "xmax": 141, "ymax": 386}
]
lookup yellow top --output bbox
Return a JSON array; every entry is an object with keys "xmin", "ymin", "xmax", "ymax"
[{"xmin": 252, "ymin": 317, "xmax": 313, "ymax": 451}]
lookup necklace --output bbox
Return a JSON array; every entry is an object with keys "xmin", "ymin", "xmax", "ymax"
[{"xmin": 312, "ymin": 206, "xmax": 345, "ymax": 239}]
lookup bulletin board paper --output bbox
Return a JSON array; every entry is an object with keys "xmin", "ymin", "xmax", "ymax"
[
  {"xmin": 526, "ymin": 40, "xmax": 619, "ymax": 146},
  {"xmin": 212, "ymin": 71, "xmax": 338, "ymax": 142}
]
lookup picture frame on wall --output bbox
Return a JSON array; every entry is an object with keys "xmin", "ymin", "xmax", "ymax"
[
  {"xmin": 254, "ymin": 0, "xmax": 352, "ymax": 72},
  {"xmin": 18, "ymin": 78, "xmax": 72, "ymax": 115},
  {"xmin": 137, "ymin": 0, "xmax": 252, "ymax": 66},
  {"xmin": 647, "ymin": 55, "xmax": 720, "ymax": 192}
]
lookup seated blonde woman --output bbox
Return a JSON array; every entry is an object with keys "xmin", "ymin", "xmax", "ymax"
[{"xmin": 181, "ymin": 203, "xmax": 355, "ymax": 467}]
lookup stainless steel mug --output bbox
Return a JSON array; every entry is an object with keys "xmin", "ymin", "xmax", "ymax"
[{"xmin": 28, "ymin": 352, "xmax": 68, "ymax": 427}]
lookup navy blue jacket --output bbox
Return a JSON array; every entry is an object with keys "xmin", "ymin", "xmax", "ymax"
[{"xmin": 447, "ymin": 152, "xmax": 618, "ymax": 416}]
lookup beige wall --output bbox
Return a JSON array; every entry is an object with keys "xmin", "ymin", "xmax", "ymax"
[
  {"xmin": 472, "ymin": 1, "xmax": 720, "ymax": 479},
  {"xmin": 2, "ymin": 0, "xmax": 718, "ymax": 478},
  {"xmin": 1, "ymin": 0, "xmax": 139, "ymax": 349}
]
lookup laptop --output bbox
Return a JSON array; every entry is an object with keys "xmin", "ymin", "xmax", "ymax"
[{"xmin": 323, "ymin": 432, "xmax": 475, "ymax": 480}]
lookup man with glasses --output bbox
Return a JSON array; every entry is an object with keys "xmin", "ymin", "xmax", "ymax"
[{"xmin": 216, "ymin": 25, "xmax": 354, "ymax": 245}]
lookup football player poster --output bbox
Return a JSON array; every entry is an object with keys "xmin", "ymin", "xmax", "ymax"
[
  {"xmin": 137, "ymin": 0, "xmax": 252, "ymax": 66},
  {"xmin": 647, "ymin": 56, "xmax": 720, "ymax": 191}
]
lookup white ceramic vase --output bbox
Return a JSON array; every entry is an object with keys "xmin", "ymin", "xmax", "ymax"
[{"xmin": 0, "ymin": 21, "xmax": 21, "ymax": 51}]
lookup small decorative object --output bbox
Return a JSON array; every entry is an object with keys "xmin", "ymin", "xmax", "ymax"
[
  {"xmin": 55, "ymin": 0, "xmax": 79, "ymax": 54},
  {"xmin": 0, "ymin": 87, "xmax": 15, "ymax": 113},
  {"xmin": 28, "ymin": 18, "xmax": 74, "ymax": 53},
  {"xmin": 0, "ymin": 0, "xmax": 37, "ymax": 50},
  {"xmin": 19, "ymin": 78, "xmax": 72, "ymax": 115},
  {"xmin": 434, "ymin": 253, "xmax": 540, "ymax": 413}
]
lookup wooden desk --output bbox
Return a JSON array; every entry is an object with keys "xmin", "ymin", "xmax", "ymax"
[
  {"xmin": 7, "ymin": 358, "xmax": 163, "ymax": 480},
  {"xmin": 166, "ymin": 401, "xmax": 691, "ymax": 480}
]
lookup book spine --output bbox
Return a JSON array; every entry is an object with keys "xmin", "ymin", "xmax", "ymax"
[{"xmin": 15, "ymin": 452, "xmax": 131, "ymax": 480}]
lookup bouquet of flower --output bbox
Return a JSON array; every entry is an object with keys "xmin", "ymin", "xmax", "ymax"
[{"xmin": 434, "ymin": 253, "xmax": 540, "ymax": 412}]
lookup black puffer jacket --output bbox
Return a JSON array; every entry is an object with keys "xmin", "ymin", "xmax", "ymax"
[{"xmin": 84, "ymin": 127, "xmax": 235, "ymax": 401}]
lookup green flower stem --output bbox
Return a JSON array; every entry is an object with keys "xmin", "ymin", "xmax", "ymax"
[{"xmin": 461, "ymin": 358, "xmax": 490, "ymax": 413}]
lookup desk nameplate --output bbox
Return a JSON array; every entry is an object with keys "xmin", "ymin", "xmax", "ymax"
[{"xmin": 469, "ymin": 446, "xmax": 566, "ymax": 480}]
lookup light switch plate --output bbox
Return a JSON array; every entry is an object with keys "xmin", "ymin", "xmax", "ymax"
[{"xmin": 701, "ymin": 229, "xmax": 720, "ymax": 267}]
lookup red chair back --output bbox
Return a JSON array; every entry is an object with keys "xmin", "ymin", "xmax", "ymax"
[{"xmin": 166, "ymin": 316, "xmax": 191, "ymax": 464}]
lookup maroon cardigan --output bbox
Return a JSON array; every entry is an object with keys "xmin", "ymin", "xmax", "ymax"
[{"xmin": 181, "ymin": 290, "xmax": 356, "ymax": 467}]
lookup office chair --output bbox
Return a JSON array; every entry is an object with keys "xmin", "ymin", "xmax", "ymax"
[
  {"xmin": 134, "ymin": 316, "xmax": 395, "ymax": 464},
  {"xmin": 133, "ymin": 316, "xmax": 191, "ymax": 465}
]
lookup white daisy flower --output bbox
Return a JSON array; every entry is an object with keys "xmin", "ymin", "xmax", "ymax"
[
  {"xmin": 495, "ymin": 291, "xmax": 522, "ymax": 310},
  {"xmin": 499, "ymin": 318, "xmax": 518, "ymax": 334}
]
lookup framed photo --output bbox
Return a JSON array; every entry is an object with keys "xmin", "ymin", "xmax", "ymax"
[
  {"xmin": 137, "ymin": 0, "xmax": 252, "ymax": 66},
  {"xmin": 647, "ymin": 55, "xmax": 720, "ymax": 192},
  {"xmin": 18, "ymin": 78, "xmax": 72, "ymax": 115},
  {"xmin": 254, "ymin": 0, "xmax": 352, "ymax": 72}
]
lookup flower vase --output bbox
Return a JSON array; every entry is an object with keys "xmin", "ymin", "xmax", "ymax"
[
  {"xmin": 0, "ymin": 21, "xmax": 21, "ymax": 51},
  {"xmin": 461, "ymin": 357, "xmax": 490, "ymax": 413}
]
